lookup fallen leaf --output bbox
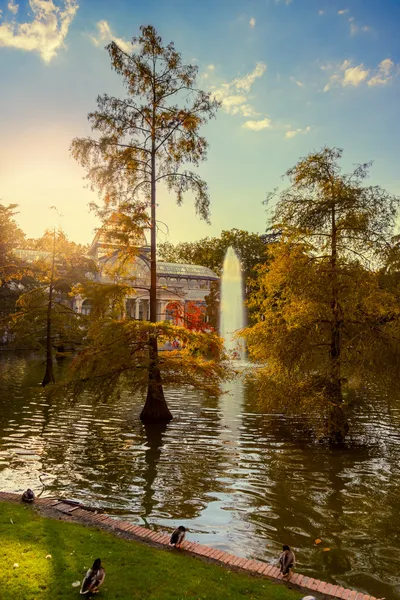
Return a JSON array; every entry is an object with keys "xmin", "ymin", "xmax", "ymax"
[
  {"xmin": 45, "ymin": 554, "xmax": 52, "ymax": 560},
  {"xmin": 315, "ymin": 539, "xmax": 322, "ymax": 544},
  {"xmin": 10, "ymin": 518, "xmax": 14, "ymax": 524},
  {"xmin": 71, "ymin": 581, "xmax": 81, "ymax": 588},
  {"xmin": 323, "ymin": 548, "xmax": 331, "ymax": 552},
  {"xmin": 13, "ymin": 563, "xmax": 19, "ymax": 568}
]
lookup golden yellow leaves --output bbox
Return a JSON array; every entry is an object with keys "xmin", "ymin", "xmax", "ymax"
[{"xmin": 315, "ymin": 538, "xmax": 330, "ymax": 551}]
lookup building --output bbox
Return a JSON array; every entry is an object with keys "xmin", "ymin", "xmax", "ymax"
[{"xmin": 73, "ymin": 231, "xmax": 219, "ymax": 324}]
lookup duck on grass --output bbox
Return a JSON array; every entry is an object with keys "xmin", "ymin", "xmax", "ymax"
[{"xmin": 0, "ymin": 500, "xmax": 300, "ymax": 600}]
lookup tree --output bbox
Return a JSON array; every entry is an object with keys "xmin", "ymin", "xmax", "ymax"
[
  {"xmin": 0, "ymin": 203, "xmax": 26, "ymax": 333},
  {"xmin": 0, "ymin": 203, "xmax": 25, "ymax": 277},
  {"xmin": 71, "ymin": 25, "xmax": 220, "ymax": 423},
  {"xmin": 243, "ymin": 148, "xmax": 400, "ymax": 443},
  {"xmin": 58, "ymin": 318, "xmax": 230, "ymax": 404},
  {"xmin": 10, "ymin": 229, "xmax": 96, "ymax": 385},
  {"xmin": 166, "ymin": 300, "xmax": 213, "ymax": 332},
  {"xmin": 158, "ymin": 229, "xmax": 270, "ymax": 280},
  {"xmin": 204, "ymin": 281, "xmax": 219, "ymax": 330}
]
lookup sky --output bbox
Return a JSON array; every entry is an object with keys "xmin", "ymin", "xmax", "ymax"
[{"xmin": 0, "ymin": 0, "xmax": 399, "ymax": 246}]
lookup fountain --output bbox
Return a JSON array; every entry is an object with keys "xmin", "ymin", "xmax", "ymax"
[{"xmin": 219, "ymin": 246, "xmax": 246, "ymax": 360}]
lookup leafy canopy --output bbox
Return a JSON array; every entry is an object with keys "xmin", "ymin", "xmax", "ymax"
[
  {"xmin": 244, "ymin": 148, "xmax": 400, "ymax": 441},
  {"xmin": 71, "ymin": 24, "xmax": 220, "ymax": 224},
  {"xmin": 158, "ymin": 229, "xmax": 270, "ymax": 279},
  {"xmin": 57, "ymin": 319, "xmax": 231, "ymax": 401}
]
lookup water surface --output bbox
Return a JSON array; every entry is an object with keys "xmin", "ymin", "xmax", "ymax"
[{"xmin": 1, "ymin": 353, "xmax": 399, "ymax": 599}]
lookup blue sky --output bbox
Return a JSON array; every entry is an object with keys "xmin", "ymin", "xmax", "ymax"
[{"xmin": 0, "ymin": 0, "xmax": 399, "ymax": 245}]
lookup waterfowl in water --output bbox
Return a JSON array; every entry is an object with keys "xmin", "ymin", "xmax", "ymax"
[
  {"xmin": 21, "ymin": 489, "xmax": 35, "ymax": 503},
  {"xmin": 279, "ymin": 544, "xmax": 296, "ymax": 578},
  {"xmin": 169, "ymin": 526, "xmax": 186, "ymax": 548},
  {"xmin": 80, "ymin": 558, "xmax": 105, "ymax": 595}
]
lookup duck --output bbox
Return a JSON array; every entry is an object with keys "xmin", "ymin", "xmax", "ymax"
[
  {"xmin": 169, "ymin": 526, "xmax": 186, "ymax": 548},
  {"xmin": 21, "ymin": 489, "xmax": 35, "ymax": 503},
  {"xmin": 80, "ymin": 558, "xmax": 105, "ymax": 595},
  {"xmin": 278, "ymin": 544, "xmax": 296, "ymax": 578}
]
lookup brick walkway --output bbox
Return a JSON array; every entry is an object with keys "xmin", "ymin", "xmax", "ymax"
[{"xmin": 0, "ymin": 491, "xmax": 377, "ymax": 600}]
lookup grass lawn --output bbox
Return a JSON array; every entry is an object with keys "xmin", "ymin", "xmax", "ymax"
[{"xmin": 0, "ymin": 501, "xmax": 301, "ymax": 600}]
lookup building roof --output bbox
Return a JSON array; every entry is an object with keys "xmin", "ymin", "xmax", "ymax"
[
  {"xmin": 13, "ymin": 249, "xmax": 51, "ymax": 262},
  {"xmin": 157, "ymin": 262, "xmax": 218, "ymax": 279}
]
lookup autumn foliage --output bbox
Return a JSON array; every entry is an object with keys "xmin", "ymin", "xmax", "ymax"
[{"xmin": 166, "ymin": 301, "xmax": 213, "ymax": 332}]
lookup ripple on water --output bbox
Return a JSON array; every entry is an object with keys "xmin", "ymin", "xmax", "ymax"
[{"xmin": 1, "ymin": 354, "xmax": 400, "ymax": 599}]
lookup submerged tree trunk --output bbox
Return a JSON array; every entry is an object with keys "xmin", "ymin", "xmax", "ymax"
[
  {"xmin": 330, "ymin": 202, "xmax": 342, "ymax": 400},
  {"xmin": 42, "ymin": 309, "xmax": 55, "ymax": 386},
  {"xmin": 327, "ymin": 202, "xmax": 348, "ymax": 443},
  {"xmin": 140, "ymin": 145, "xmax": 172, "ymax": 424},
  {"xmin": 42, "ymin": 231, "xmax": 56, "ymax": 387}
]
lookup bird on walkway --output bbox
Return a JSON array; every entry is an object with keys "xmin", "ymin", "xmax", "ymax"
[
  {"xmin": 169, "ymin": 526, "xmax": 186, "ymax": 548},
  {"xmin": 80, "ymin": 558, "xmax": 105, "ymax": 595},
  {"xmin": 21, "ymin": 489, "xmax": 35, "ymax": 503},
  {"xmin": 302, "ymin": 597, "xmax": 317, "ymax": 600},
  {"xmin": 279, "ymin": 544, "xmax": 296, "ymax": 578}
]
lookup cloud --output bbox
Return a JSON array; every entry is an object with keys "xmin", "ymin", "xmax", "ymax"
[
  {"xmin": 7, "ymin": 0, "xmax": 19, "ymax": 15},
  {"xmin": 0, "ymin": 0, "xmax": 78, "ymax": 63},
  {"xmin": 324, "ymin": 60, "xmax": 368, "ymax": 90},
  {"xmin": 211, "ymin": 62, "xmax": 266, "ymax": 118},
  {"xmin": 318, "ymin": 10, "xmax": 325, "ymax": 15},
  {"xmin": 343, "ymin": 64, "xmax": 369, "ymax": 86},
  {"xmin": 249, "ymin": 17, "xmax": 256, "ymax": 27},
  {"xmin": 285, "ymin": 126, "xmax": 311, "ymax": 139},
  {"xmin": 90, "ymin": 20, "xmax": 131, "ymax": 54},
  {"xmin": 348, "ymin": 16, "xmax": 371, "ymax": 36},
  {"xmin": 242, "ymin": 117, "xmax": 271, "ymax": 131},
  {"xmin": 275, "ymin": 0, "xmax": 292, "ymax": 4},
  {"xmin": 368, "ymin": 58, "xmax": 395, "ymax": 86},
  {"xmin": 290, "ymin": 76, "xmax": 304, "ymax": 87},
  {"xmin": 233, "ymin": 62, "xmax": 266, "ymax": 92},
  {"xmin": 201, "ymin": 64, "xmax": 216, "ymax": 80},
  {"xmin": 338, "ymin": 10, "xmax": 371, "ymax": 35},
  {"xmin": 323, "ymin": 58, "xmax": 397, "ymax": 91}
]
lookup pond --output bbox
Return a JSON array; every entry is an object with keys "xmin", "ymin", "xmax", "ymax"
[{"xmin": 1, "ymin": 353, "xmax": 400, "ymax": 599}]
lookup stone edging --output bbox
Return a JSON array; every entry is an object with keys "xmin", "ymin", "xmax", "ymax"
[{"xmin": 0, "ymin": 491, "xmax": 376, "ymax": 600}]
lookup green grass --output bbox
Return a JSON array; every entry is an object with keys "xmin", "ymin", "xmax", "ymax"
[{"xmin": 0, "ymin": 501, "xmax": 300, "ymax": 600}]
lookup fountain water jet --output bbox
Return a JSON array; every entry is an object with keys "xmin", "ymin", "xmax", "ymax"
[{"xmin": 219, "ymin": 246, "xmax": 246, "ymax": 360}]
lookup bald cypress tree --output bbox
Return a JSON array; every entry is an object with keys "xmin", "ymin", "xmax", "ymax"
[
  {"xmin": 245, "ymin": 148, "xmax": 400, "ymax": 443},
  {"xmin": 71, "ymin": 25, "xmax": 220, "ymax": 423}
]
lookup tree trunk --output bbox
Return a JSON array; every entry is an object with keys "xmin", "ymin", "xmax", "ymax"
[
  {"xmin": 42, "ymin": 300, "xmax": 55, "ymax": 386},
  {"xmin": 42, "ymin": 232, "xmax": 56, "ymax": 386},
  {"xmin": 330, "ymin": 203, "xmax": 342, "ymax": 402},
  {"xmin": 328, "ymin": 202, "xmax": 348, "ymax": 443},
  {"xmin": 140, "ymin": 144, "xmax": 172, "ymax": 423},
  {"xmin": 326, "ymin": 403, "xmax": 349, "ymax": 445}
]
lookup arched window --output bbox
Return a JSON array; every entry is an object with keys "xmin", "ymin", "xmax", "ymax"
[{"xmin": 81, "ymin": 299, "xmax": 92, "ymax": 315}]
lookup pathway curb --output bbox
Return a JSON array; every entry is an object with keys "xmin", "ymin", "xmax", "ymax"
[{"xmin": 0, "ymin": 491, "xmax": 375, "ymax": 600}]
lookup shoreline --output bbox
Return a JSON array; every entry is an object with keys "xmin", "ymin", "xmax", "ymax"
[{"xmin": 0, "ymin": 491, "xmax": 377, "ymax": 600}]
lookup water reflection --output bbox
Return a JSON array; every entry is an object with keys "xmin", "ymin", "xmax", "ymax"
[{"xmin": 0, "ymin": 354, "xmax": 400, "ymax": 599}]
